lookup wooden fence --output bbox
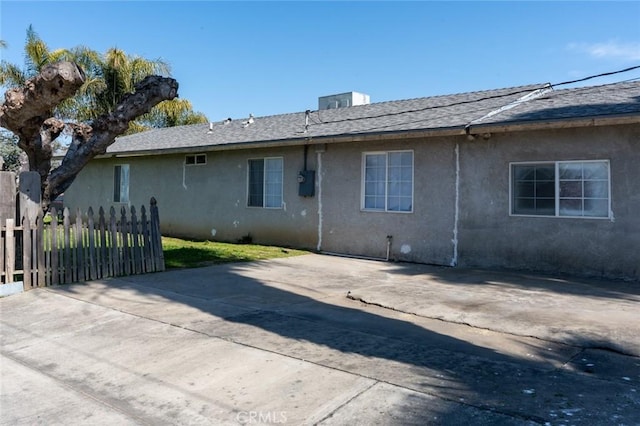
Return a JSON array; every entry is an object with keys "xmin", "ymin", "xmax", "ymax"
[{"xmin": 1, "ymin": 198, "xmax": 164, "ymax": 290}]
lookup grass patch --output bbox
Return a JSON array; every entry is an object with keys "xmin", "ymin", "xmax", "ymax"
[{"xmin": 162, "ymin": 237, "xmax": 309, "ymax": 269}]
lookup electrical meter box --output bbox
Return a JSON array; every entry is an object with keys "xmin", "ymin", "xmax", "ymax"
[{"xmin": 298, "ymin": 170, "xmax": 315, "ymax": 197}]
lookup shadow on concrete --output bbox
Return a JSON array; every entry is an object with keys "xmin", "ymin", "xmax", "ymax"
[{"xmin": 54, "ymin": 257, "xmax": 639, "ymax": 424}]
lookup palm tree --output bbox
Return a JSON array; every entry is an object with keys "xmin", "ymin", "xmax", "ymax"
[
  {"xmin": 0, "ymin": 25, "xmax": 75, "ymax": 87},
  {"xmin": 0, "ymin": 26, "xmax": 208, "ymax": 133}
]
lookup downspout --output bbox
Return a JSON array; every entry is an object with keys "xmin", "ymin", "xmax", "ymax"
[
  {"xmin": 316, "ymin": 149, "xmax": 323, "ymax": 252},
  {"xmin": 450, "ymin": 143, "xmax": 460, "ymax": 267}
]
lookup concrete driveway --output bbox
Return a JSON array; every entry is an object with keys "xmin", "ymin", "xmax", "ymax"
[{"xmin": 1, "ymin": 253, "xmax": 639, "ymax": 425}]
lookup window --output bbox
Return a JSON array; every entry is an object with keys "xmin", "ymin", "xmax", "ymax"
[
  {"xmin": 248, "ymin": 157, "xmax": 283, "ymax": 208},
  {"xmin": 511, "ymin": 160, "xmax": 610, "ymax": 218},
  {"xmin": 363, "ymin": 151, "xmax": 413, "ymax": 212},
  {"xmin": 113, "ymin": 164, "xmax": 130, "ymax": 203},
  {"xmin": 185, "ymin": 154, "xmax": 206, "ymax": 165}
]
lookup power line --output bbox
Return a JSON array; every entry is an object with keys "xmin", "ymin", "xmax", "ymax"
[
  {"xmin": 308, "ymin": 65, "xmax": 640, "ymax": 129},
  {"xmin": 551, "ymin": 65, "xmax": 640, "ymax": 88}
]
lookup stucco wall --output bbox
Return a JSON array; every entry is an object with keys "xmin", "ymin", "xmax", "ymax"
[
  {"xmin": 457, "ymin": 124, "xmax": 640, "ymax": 280},
  {"xmin": 318, "ymin": 138, "xmax": 457, "ymax": 266},
  {"xmin": 65, "ymin": 123, "xmax": 639, "ymax": 280}
]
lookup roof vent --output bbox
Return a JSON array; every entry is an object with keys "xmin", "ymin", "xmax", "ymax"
[{"xmin": 318, "ymin": 92, "xmax": 370, "ymax": 110}]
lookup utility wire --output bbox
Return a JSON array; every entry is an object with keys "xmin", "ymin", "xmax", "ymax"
[
  {"xmin": 309, "ymin": 65, "xmax": 640, "ymax": 128},
  {"xmin": 551, "ymin": 65, "xmax": 640, "ymax": 88}
]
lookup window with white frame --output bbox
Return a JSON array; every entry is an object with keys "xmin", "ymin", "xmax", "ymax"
[
  {"xmin": 113, "ymin": 164, "xmax": 130, "ymax": 203},
  {"xmin": 363, "ymin": 151, "xmax": 413, "ymax": 212},
  {"xmin": 248, "ymin": 157, "xmax": 283, "ymax": 208},
  {"xmin": 185, "ymin": 154, "xmax": 207, "ymax": 165},
  {"xmin": 511, "ymin": 160, "xmax": 610, "ymax": 218}
]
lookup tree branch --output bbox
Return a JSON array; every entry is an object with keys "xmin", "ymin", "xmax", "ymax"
[{"xmin": 43, "ymin": 75, "xmax": 178, "ymax": 207}]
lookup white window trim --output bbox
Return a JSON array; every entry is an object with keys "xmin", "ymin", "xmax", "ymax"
[
  {"xmin": 509, "ymin": 159, "xmax": 611, "ymax": 219},
  {"xmin": 113, "ymin": 164, "xmax": 130, "ymax": 204},
  {"xmin": 361, "ymin": 150, "xmax": 414, "ymax": 213},
  {"xmin": 247, "ymin": 156, "xmax": 284, "ymax": 209}
]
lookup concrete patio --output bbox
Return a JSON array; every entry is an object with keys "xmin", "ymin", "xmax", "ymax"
[{"xmin": 1, "ymin": 253, "xmax": 639, "ymax": 425}]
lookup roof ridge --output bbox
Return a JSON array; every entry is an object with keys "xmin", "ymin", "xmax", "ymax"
[{"xmin": 213, "ymin": 83, "xmax": 552, "ymax": 122}]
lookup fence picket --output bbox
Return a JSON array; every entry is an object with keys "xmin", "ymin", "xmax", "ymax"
[
  {"xmin": 75, "ymin": 208, "xmax": 85, "ymax": 282},
  {"xmin": 98, "ymin": 207, "xmax": 107, "ymax": 280},
  {"xmin": 1, "ymin": 219, "xmax": 5, "ymax": 283},
  {"xmin": 87, "ymin": 207, "xmax": 97, "ymax": 280},
  {"xmin": 130, "ymin": 206, "xmax": 141, "ymax": 274},
  {"xmin": 150, "ymin": 198, "xmax": 164, "ymax": 271},
  {"xmin": 51, "ymin": 208, "xmax": 59, "ymax": 285},
  {"xmin": 23, "ymin": 217, "xmax": 32, "ymax": 290},
  {"xmin": 140, "ymin": 206, "xmax": 151, "ymax": 273},
  {"xmin": 120, "ymin": 207, "xmax": 130, "ymax": 276},
  {"xmin": 109, "ymin": 207, "xmax": 118, "ymax": 277},
  {"xmin": 5, "ymin": 219, "xmax": 15, "ymax": 283},
  {"xmin": 63, "ymin": 208, "xmax": 72, "ymax": 284},
  {"xmin": 37, "ymin": 211, "xmax": 45, "ymax": 287}
]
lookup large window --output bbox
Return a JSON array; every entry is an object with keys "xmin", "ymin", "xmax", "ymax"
[
  {"xmin": 363, "ymin": 151, "xmax": 413, "ymax": 212},
  {"xmin": 511, "ymin": 160, "xmax": 610, "ymax": 218},
  {"xmin": 113, "ymin": 164, "xmax": 130, "ymax": 203},
  {"xmin": 248, "ymin": 157, "xmax": 283, "ymax": 208}
]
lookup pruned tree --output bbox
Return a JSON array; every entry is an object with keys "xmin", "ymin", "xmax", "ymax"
[{"xmin": 0, "ymin": 61, "xmax": 178, "ymax": 210}]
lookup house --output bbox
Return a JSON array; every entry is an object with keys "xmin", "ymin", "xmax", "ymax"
[{"xmin": 63, "ymin": 82, "xmax": 640, "ymax": 281}]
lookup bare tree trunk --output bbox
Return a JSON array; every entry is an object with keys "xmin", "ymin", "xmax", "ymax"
[
  {"xmin": 1, "ymin": 62, "xmax": 85, "ymax": 187},
  {"xmin": 0, "ymin": 61, "xmax": 178, "ymax": 211}
]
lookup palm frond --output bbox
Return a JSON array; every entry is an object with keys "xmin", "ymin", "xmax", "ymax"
[{"xmin": 0, "ymin": 61, "xmax": 27, "ymax": 87}]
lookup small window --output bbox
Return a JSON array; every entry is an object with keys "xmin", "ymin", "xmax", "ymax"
[
  {"xmin": 185, "ymin": 154, "xmax": 207, "ymax": 165},
  {"xmin": 113, "ymin": 164, "xmax": 130, "ymax": 203},
  {"xmin": 362, "ymin": 151, "xmax": 413, "ymax": 212},
  {"xmin": 248, "ymin": 157, "xmax": 283, "ymax": 208},
  {"xmin": 511, "ymin": 160, "xmax": 610, "ymax": 218}
]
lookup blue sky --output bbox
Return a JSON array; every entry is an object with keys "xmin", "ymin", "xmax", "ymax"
[{"xmin": 1, "ymin": 1, "xmax": 639, "ymax": 122}]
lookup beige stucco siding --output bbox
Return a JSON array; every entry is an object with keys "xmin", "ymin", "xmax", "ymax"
[
  {"xmin": 65, "ymin": 146, "xmax": 320, "ymax": 249},
  {"xmin": 457, "ymin": 124, "xmax": 640, "ymax": 280}
]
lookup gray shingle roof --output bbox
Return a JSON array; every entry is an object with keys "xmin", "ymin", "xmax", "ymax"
[{"xmin": 107, "ymin": 80, "xmax": 640, "ymax": 155}]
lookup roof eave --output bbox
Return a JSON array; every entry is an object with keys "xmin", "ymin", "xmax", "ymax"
[
  {"xmin": 96, "ymin": 113, "xmax": 640, "ymax": 159},
  {"xmin": 466, "ymin": 113, "xmax": 640, "ymax": 135}
]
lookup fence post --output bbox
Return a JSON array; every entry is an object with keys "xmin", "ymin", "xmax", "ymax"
[
  {"xmin": 19, "ymin": 172, "xmax": 41, "ymax": 225},
  {"xmin": 0, "ymin": 171, "xmax": 16, "ymax": 223}
]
